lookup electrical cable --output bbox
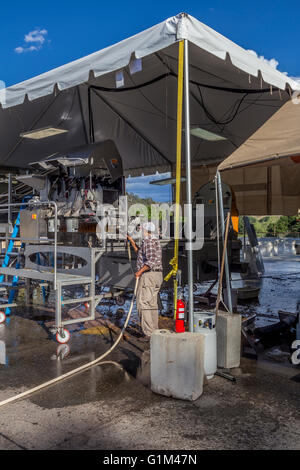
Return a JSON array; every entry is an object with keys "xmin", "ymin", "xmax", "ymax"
[
  {"xmin": 89, "ymin": 71, "xmax": 282, "ymax": 95},
  {"xmin": 196, "ymin": 86, "xmax": 249, "ymax": 126},
  {"xmin": 87, "ymin": 67, "xmax": 277, "ymax": 153},
  {"xmin": 154, "ymin": 51, "xmax": 255, "ymax": 148}
]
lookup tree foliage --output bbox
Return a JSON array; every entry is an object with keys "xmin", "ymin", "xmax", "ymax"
[{"xmin": 239, "ymin": 215, "xmax": 300, "ymax": 237}]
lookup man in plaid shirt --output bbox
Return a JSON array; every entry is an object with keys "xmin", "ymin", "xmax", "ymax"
[{"xmin": 127, "ymin": 222, "xmax": 163, "ymax": 340}]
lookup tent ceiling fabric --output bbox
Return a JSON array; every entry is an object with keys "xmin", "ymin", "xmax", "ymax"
[
  {"xmin": 179, "ymin": 163, "xmax": 300, "ymax": 216},
  {"xmin": 0, "ymin": 12, "xmax": 297, "ymax": 175},
  {"xmin": 218, "ymin": 100, "xmax": 300, "ymax": 170},
  {"xmin": 222, "ymin": 165, "xmax": 300, "ymax": 215},
  {"xmin": 217, "ymin": 101, "xmax": 300, "ymax": 215}
]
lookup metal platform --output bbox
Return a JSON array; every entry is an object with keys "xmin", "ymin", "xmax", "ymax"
[
  {"xmin": 0, "ymin": 249, "xmax": 126, "ymax": 340},
  {"xmin": 0, "ymin": 250, "xmax": 106, "ymax": 335}
]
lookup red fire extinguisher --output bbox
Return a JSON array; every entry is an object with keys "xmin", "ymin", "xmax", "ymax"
[{"xmin": 175, "ymin": 297, "xmax": 185, "ymax": 333}]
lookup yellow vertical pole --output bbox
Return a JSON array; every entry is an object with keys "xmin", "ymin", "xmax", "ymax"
[{"xmin": 173, "ymin": 40, "xmax": 184, "ymax": 318}]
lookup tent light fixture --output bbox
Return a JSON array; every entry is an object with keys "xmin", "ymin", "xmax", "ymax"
[
  {"xmin": 190, "ymin": 127, "xmax": 227, "ymax": 141},
  {"xmin": 20, "ymin": 127, "xmax": 69, "ymax": 140}
]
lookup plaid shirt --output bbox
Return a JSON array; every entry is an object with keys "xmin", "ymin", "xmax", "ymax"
[{"xmin": 136, "ymin": 236, "xmax": 162, "ymax": 271}]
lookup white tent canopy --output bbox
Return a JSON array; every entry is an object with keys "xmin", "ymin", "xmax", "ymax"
[{"xmin": 0, "ymin": 12, "xmax": 297, "ymax": 175}]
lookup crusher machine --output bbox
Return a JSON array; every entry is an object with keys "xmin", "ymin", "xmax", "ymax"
[{"xmin": 0, "ymin": 140, "xmax": 137, "ymax": 343}]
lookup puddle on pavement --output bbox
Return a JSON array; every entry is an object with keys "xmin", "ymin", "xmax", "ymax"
[
  {"xmin": 28, "ymin": 361, "xmax": 137, "ymax": 409},
  {"xmin": 0, "ymin": 313, "xmax": 298, "ymax": 410}
]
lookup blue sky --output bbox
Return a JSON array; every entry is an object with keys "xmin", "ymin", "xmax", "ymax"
[
  {"xmin": 126, "ymin": 173, "xmax": 173, "ymax": 202},
  {"xmin": 2, "ymin": 0, "xmax": 300, "ymax": 87},
  {"xmin": 1, "ymin": 0, "xmax": 299, "ymax": 200}
]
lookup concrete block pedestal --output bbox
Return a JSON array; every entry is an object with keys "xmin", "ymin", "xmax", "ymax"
[
  {"xmin": 150, "ymin": 330, "xmax": 205, "ymax": 401},
  {"xmin": 216, "ymin": 312, "xmax": 242, "ymax": 369}
]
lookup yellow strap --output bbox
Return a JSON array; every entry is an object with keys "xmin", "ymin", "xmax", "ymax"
[
  {"xmin": 164, "ymin": 256, "xmax": 178, "ymax": 282},
  {"xmin": 164, "ymin": 40, "xmax": 184, "ymax": 317}
]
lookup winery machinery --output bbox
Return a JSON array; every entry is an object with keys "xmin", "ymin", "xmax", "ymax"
[
  {"xmin": 0, "ymin": 140, "xmax": 136, "ymax": 342},
  {"xmin": 0, "ymin": 139, "xmax": 254, "ymax": 341}
]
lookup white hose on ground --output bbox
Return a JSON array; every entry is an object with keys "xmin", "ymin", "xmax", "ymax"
[{"xmin": 0, "ymin": 278, "xmax": 139, "ymax": 409}]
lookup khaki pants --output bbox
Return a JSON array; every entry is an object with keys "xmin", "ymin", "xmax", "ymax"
[{"xmin": 136, "ymin": 271, "xmax": 163, "ymax": 337}]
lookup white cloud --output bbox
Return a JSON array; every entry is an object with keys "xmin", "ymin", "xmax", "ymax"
[
  {"xmin": 247, "ymin": 50, "xmax": 300, "ymax": 89},
  {"xmin": 14, "ymin": 45, "xmax": 39, "ymax": 54},
  {"xmin": 291, "ymin": 76, "xmax": 300, "ymax": 87},
  {"xmin": 25, "ymin": 28, "xmax": 48, "ymax": 45},
  {"xmin": 247, "ymin": 49, "xmax": 281, "ymax": 70},
  {"xmin": 14, "ymin": 28, "xmax": 48, "ymax": 54},
  {"xmin": 247, "ymin": 49, "xmax": 300, "ymax": 84}
]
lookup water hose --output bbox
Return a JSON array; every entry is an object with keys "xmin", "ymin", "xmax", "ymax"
[{"xmin": 0, "ymin": 278, "xmax": 139, "ymax": 408}]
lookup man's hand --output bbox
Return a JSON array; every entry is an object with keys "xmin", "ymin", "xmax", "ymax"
[{"xmin": 135, "ymin": 265, "xmax": 150, "ymax": 278}]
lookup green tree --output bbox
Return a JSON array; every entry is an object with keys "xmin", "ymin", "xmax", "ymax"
[{"xmin": 266, "ymin": 222, "xmax": 276, "ymax": 237}]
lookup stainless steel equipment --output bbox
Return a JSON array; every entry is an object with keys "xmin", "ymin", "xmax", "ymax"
[{"xmin": 0, "ymin": 141, "xmax": 132, "ymax": 342}]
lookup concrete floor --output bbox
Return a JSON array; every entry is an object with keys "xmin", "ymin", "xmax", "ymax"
[
  {"xmin": 0, "ymin": 252, "xmax": 299, "ymax": 450},
  {"xmin": 0, "ymin": 314, "xmax": 299, "ymax": 450}
]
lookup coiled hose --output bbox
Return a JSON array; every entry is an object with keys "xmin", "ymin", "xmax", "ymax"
[{"xmin": 0, "ymin": 278, "xmax": 139, "ymax": 408}]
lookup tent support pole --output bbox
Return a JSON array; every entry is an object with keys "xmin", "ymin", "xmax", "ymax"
[
  {"xmin": 184, "ymin": 39, "xmax": 194, "ymax": 331},
  {"xmin": 216, "ymin": 170, "xmax": 233, "ymax": 313},
  {"xmin": 170, "ymin": 40, "xmax": 184, "ymax": 319}
]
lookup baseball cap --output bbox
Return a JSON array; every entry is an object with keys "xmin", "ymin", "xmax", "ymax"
[{"xmin": 142, "ymin": 222, "xmax": 156, "ymax": 233}]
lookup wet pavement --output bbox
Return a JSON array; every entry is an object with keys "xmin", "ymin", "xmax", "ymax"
[
  {"xmin": 196, "ymin": 252, "xmax": 300, "ymax": 327},
  {"xmin": 0, "ymin": 318, "xmax": 299, "ymax": 450},
  {"xmin": 253, "ymin": 254, "xmax": 300, "ymax": 326},
  {"xmin": 0, "ymin": 254, "xmax": 299, "ymax": 450}
]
